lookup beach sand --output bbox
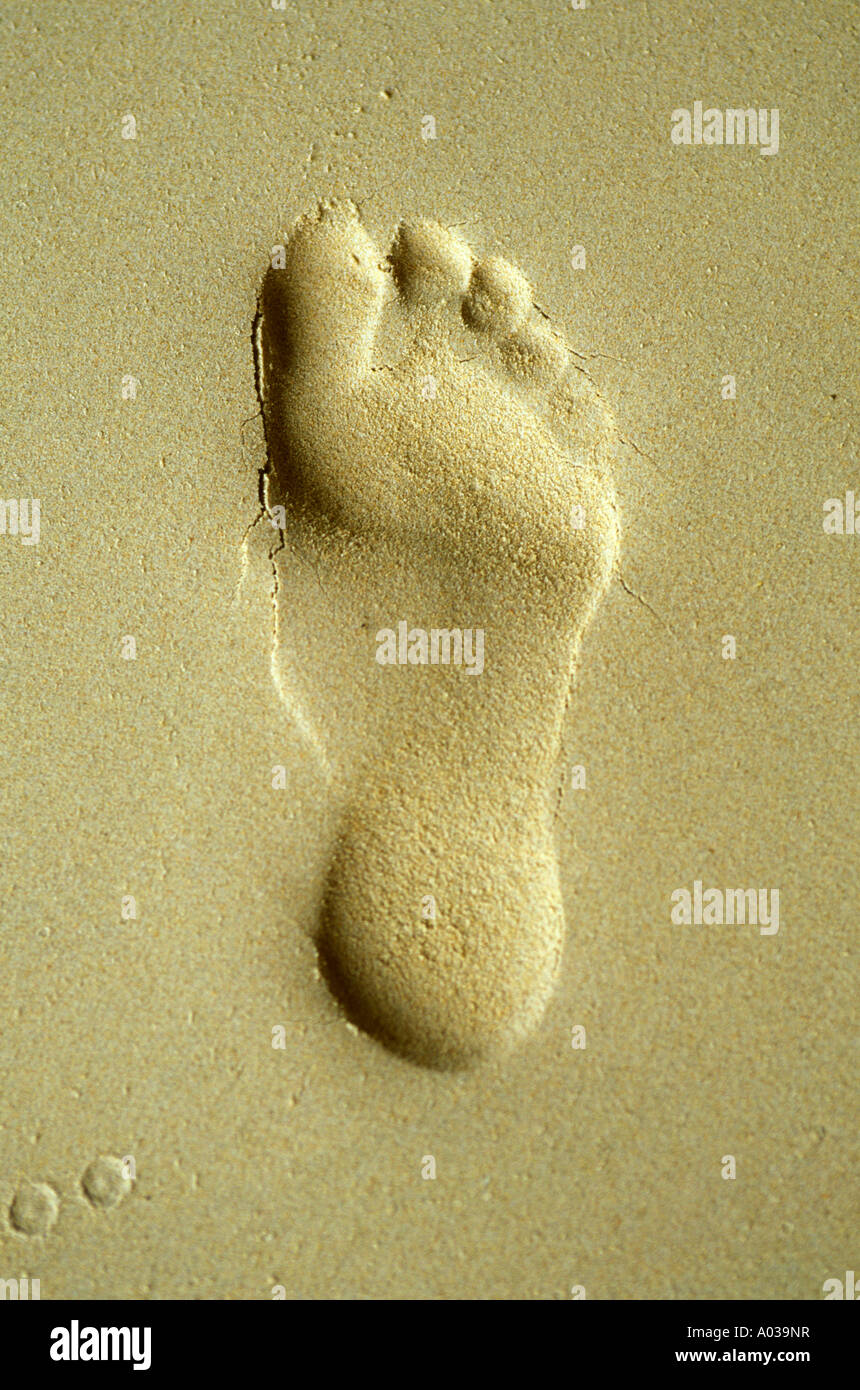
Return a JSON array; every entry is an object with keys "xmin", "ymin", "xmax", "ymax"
[{"xmin": 0, "ymin": 0, "xmax": 855, "ymax": 1298}]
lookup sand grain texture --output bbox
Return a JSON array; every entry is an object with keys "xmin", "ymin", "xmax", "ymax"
[{"xmin": 0, "ymin": 0, "xmax": 855, "ymax": 1300}]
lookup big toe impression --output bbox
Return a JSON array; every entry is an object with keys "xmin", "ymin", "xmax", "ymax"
[{"xmin": 261, "ymin": 201, "xmax": 386, "ymax": 387}]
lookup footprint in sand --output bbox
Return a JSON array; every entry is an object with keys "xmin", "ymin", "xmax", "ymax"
[{"xmin": 258, "ymin": 201, "xmax": 618, "ymax": 1069}]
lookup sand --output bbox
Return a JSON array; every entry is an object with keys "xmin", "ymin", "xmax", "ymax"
[{"xmin": 0, "ymin": 0, "xmax": 856, "ymax": 1299}]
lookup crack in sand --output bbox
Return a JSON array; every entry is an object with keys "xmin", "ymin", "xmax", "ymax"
[
  {"xmin": 616, "ymin": 567, "xmax": 679, "ymax": 642},
  {"xmin": 247, "ymin": 295, "xmax": 332, "ymax": 780}
]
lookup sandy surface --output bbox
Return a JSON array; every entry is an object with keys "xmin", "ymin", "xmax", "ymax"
[{"xmin": 0, "ymin": 0, "xmax": 856, "ymax": 1299}]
